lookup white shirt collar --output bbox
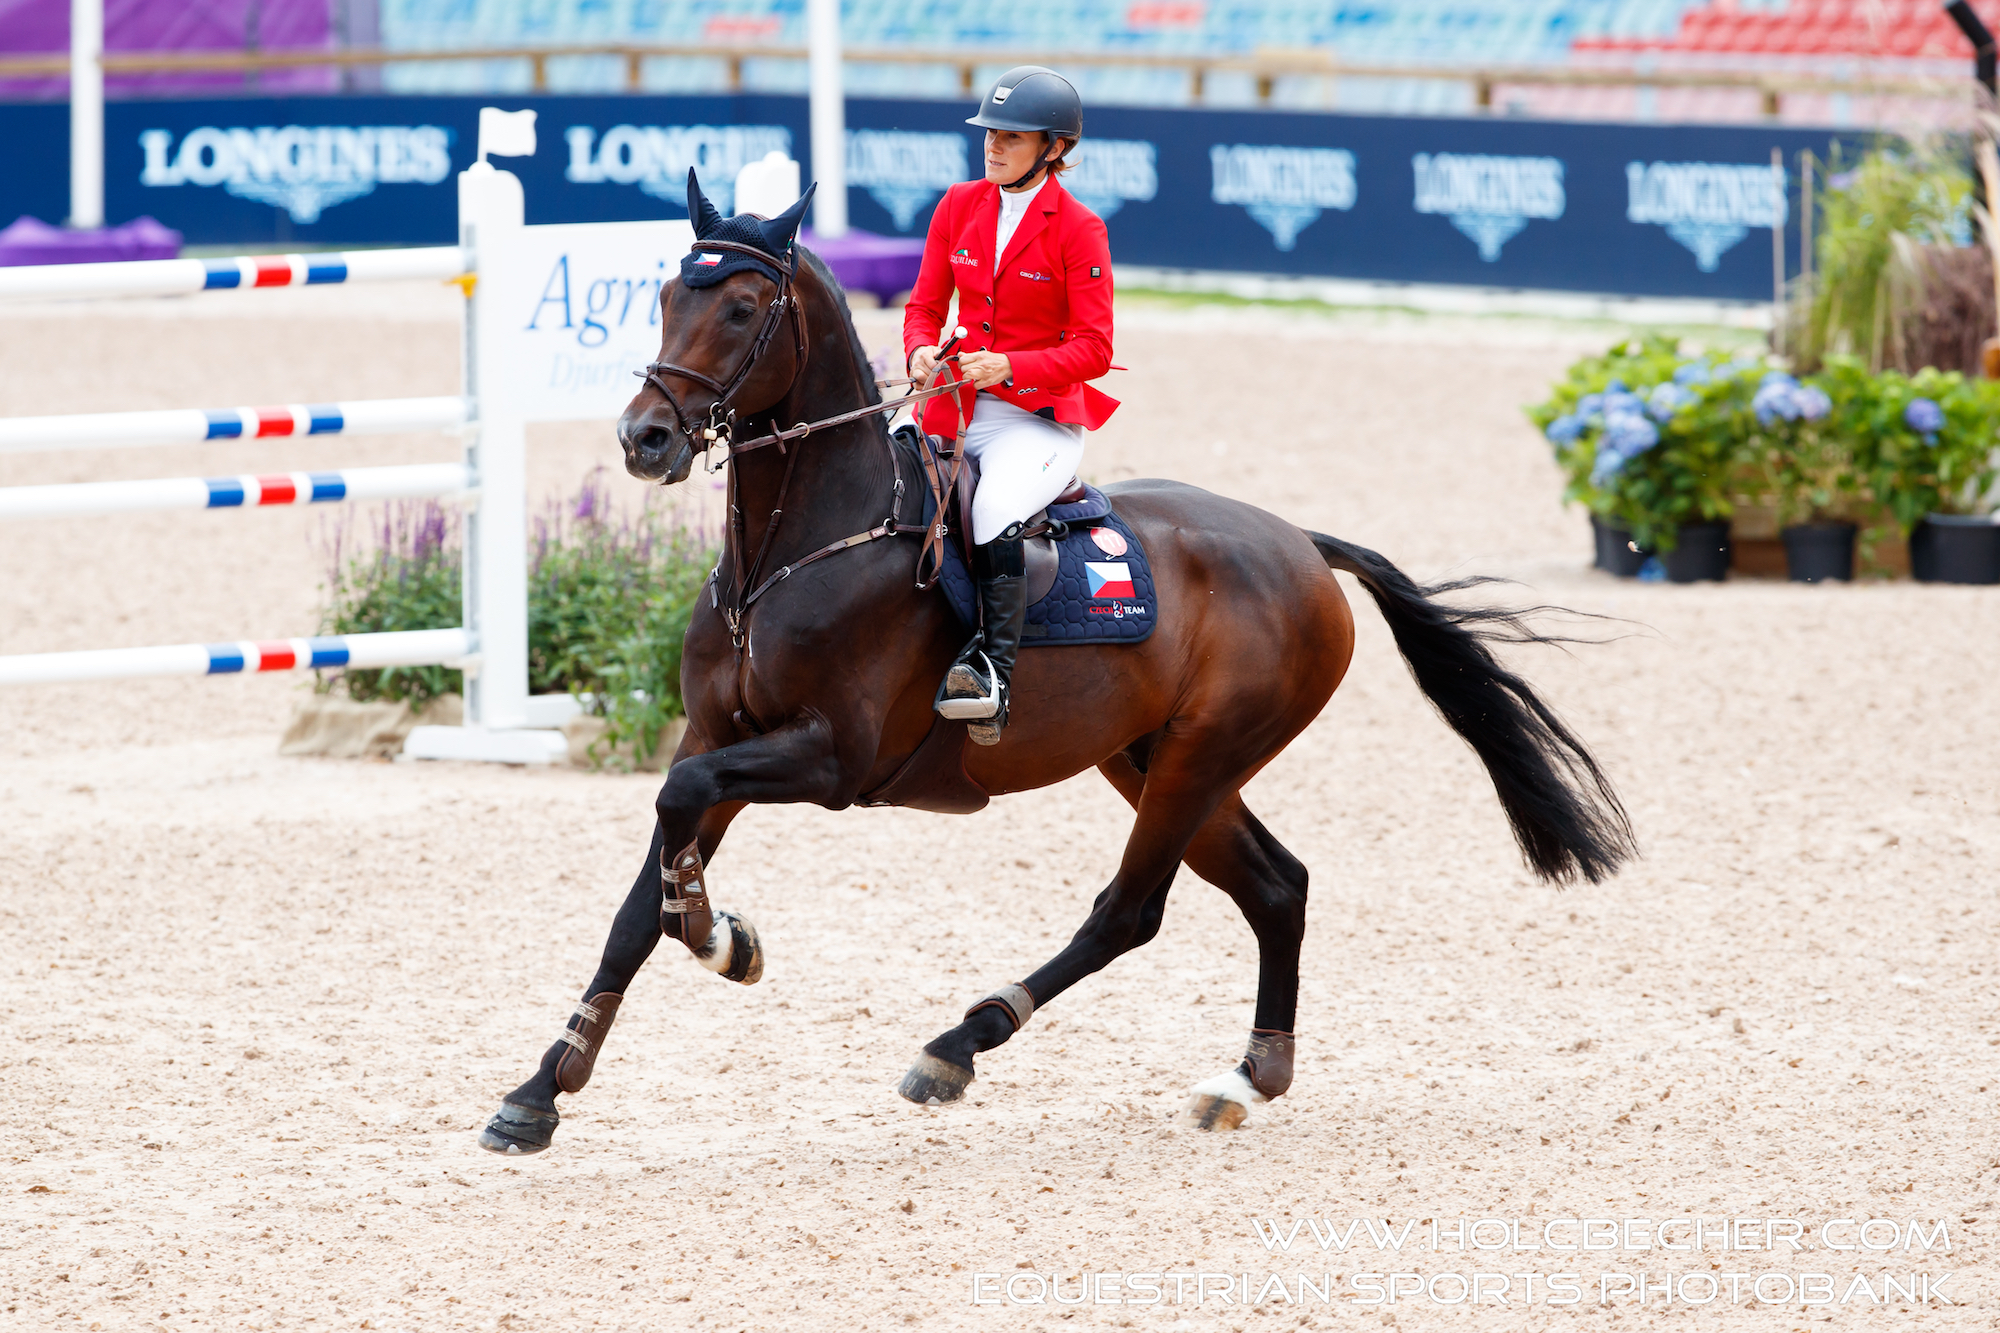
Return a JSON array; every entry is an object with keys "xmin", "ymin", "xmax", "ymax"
[{"xmin": 996, "ymin": 174, "xmax": 1048, "ymax": 260}]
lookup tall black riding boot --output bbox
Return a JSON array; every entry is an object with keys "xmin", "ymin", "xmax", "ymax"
[{"xmin": 934, "ymin": 532, "xmax": 1028, "ymax": 745}]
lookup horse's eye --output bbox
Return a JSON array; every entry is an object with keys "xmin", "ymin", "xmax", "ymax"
[{"xmin": 729, "ymin": 304, "xmax": 755, "ymax": 322}]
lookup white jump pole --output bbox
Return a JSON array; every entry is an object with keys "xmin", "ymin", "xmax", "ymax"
[
  {"xmin": 0, "ymin": 246, "xmax": 470, "ymax": 302},
  {"xmin": 0, "ymin": 463, "xmax": 474, "ymax": 521},
  {"xmin": 0, "ymin": 629, "xmax": 475, "ymax": 687},
  {"xmin": 69, "ymin": 0, "xmax": 104, "ymax": 231},
  {"xmin": 807, "ymin": 0, "xmax": 848, "ymax": 237},
  {"xmin": 0, "ymin": 396, "xmax": 470, "ymax": 455}
]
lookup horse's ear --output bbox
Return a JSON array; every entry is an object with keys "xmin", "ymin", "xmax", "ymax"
[
  {"xmin": 758, "ymin": 182, "xmax": 817, "ymax": 254},
  {"xmin": 687, "ymin": 169, "xmax": 725, "ymax": 238}
]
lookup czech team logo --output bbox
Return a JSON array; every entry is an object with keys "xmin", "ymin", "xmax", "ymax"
[
  {"xmin": 1626, "ymin": 160, "xmax": 1788, "ymax": 272},
  {"xmin": 1411, "ymin": 152, "xmax": 1566, "ymax": 262},
  {"xmin": 1086, "ymin": 561, "xmax": 1136, "ymax": 600}
]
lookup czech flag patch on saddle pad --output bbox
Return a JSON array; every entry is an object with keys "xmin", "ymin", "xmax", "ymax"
[
  {"xmin": 919, "ymin": 470, "xmax": 1158, "ymax": 648},
  {"xmin": 1085, "ymin": 561, "xmax": 1135, "ymax": 600}
]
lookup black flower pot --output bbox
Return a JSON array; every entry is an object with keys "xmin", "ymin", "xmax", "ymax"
[
  {"xmin": 1590, "ymin": 515, "xmax": 1649, "ymax": 577},
  {"xmin": 1781, "ymin": 521, "xmax": 1857, "ymax": 583},
  {"xmin": 1661, "ymin": 520, "xmax": 1731, "ymax": 583},
  {"xmin": 1909, "ymin": 514, "xmax": 2000, "ymax": 584}
]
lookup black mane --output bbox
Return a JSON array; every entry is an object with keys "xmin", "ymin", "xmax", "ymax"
[{"xmin": 796, "ymin": 244, "xmax": 885, "ymax": 416}]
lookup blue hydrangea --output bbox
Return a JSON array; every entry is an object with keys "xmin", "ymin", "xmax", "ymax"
[
  {"xmin": 1753, "ymin": 378, "xmax": 1803, "ymax": 427},
  {"xmin": 1793, "ymin": 385, "xmax": 1831, "ymax": 421},
  {"xmin": 1589, "ymin": 406, "xmax": 1660, "ymax": 485},
  {"xmin": 1574, "ymin": 392, "xmax": 1605, "ymax": 423},
  {"xmin": 1904, "ymin": 397, "xmax": 1944, "ymax": 438},
  {"xmin": 1545, "ymin": 413, "xmax": 1584, "ymax": 445},
  {"xmin": 1646, "ymin": 383, "xmax": 1695, "ymax": 421},
  {"xmin": 1671, "ymin": 361, "xmax": 1712, "ymax": 387},
  {"xmin": 1605, "ymin": 377, "xmax": 1628, "ymax": 394},
  {"xmin": 1636, "ymin": 557, "xmax": 1667, "ymax": 583}
]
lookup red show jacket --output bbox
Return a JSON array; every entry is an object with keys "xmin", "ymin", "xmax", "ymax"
[{"xmin": 901, "ymin": 175, "xmax": 1119, "ymax": 438}]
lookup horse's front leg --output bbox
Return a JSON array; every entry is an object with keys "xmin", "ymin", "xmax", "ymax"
[{"xmin": 478, "ymin": 724, "xmax": 847, "ymax": 1155}]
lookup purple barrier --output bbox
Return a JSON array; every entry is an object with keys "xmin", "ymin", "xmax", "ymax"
[
  {"xmin": 0, "ymin": 0, "xmax": 336, "ymax": 99},
  {"xmin": 0, "ymin": 215, "xmax": 183, "ymax": 267},
  {"xmin": 803, "ymin": 228, "xmax": 925, "ymax": 305}
]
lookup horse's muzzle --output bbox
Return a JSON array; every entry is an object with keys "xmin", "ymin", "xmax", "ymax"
[{"xmin": 617, "ymin": 409, "xmax": 696, "ymax": 485}]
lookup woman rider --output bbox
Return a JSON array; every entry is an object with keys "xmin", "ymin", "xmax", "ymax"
[{"xmin": 903, "ymin": 65, "xmax": 1119, "ymax": 746}]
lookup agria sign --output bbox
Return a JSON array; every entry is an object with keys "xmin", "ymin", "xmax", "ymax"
[{"xmin": 138, "ymin": 125, "xmax": 453, "ymax": 224}]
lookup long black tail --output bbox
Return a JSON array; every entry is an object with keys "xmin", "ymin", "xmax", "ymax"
[{"xmin": 1310, "ymin": 531, "xmax": 1636, "ymax": 885}]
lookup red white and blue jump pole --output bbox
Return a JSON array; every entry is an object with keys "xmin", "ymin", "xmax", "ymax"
[
  {"xmin": 0, "ymin": 396, "xmax": 470, "ymax": 456},
  {"xmin": 0, "ymin": 628, "xmax": 475, "ymax": 686},
  {"xmin": 0, "ymin": 462, "xmax": 473, "ymax": 521},
  {"xmin": 0, "ymin": 247, "xmax": 470, "ymax": 303}
]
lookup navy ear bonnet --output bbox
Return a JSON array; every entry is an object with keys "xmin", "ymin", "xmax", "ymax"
[{"xmin": 680, "ymin": 169, "xmax": 817, "ymax": 289}]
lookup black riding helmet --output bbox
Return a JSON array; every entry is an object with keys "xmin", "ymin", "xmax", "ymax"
[{"xmin": 967, "ymin": 66, "xmax": 1082, "ymax": 189}]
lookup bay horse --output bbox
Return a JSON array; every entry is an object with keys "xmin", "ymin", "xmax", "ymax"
[{"xmin": 477, "ymin": 185, "xmax": 1634, "ymax": 1154}]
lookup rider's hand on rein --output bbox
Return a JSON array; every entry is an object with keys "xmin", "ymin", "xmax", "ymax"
[{"xmin": 955, "ymin": 350, "xmax": 1013, "ymax": 389}]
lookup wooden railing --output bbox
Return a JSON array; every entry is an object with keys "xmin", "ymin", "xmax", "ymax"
[{"xmin": 0, "ymin": 43, "xmax": 1973, "ymax": 115}]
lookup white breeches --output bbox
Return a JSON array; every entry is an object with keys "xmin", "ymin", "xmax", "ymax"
[{"xmin": 961, "ymin": 395, "xmax": 1087, "ymax": 545}]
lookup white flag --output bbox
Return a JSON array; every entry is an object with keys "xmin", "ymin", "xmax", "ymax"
[{"xmin": 478, "ymin": 107, "xmax": 538, "ymax": 162}]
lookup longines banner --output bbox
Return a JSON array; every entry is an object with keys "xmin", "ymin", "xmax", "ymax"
[{"xmin": 0, "ymin": 93, "xmax": 1857, "ymax": 299}]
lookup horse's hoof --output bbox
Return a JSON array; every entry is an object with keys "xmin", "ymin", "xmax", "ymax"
[
  {"xmin": 897, "ymin": 1053, "xmax": 973, "ymax": 1105},
  {"xmin": 694, "ymin": 910, "xmax": 764, "ymax": 986},
  {"xmin": 1185, "ymin": 1092, "xmax": 1250, "ymax": 1131},
  {"xmin": 1183, "ymin": 1068, "xmax": 1266, "ymax": 1131},
  {"xmin": 477, "ymin": 1101, "xmax": 560, "ymax": 1154}
]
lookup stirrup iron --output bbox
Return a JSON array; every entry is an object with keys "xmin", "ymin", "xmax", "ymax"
[{"xmin": 935, "ymin": 648, "xmax": 1002, "ymax": 721}]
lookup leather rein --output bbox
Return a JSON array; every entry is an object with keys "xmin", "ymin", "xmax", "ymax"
[{"xmin": 636, "ymin": 239, "xmax": 975, "ymax": 651}]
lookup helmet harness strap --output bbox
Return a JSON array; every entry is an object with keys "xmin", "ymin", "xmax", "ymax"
[{"xmin": 1002, "ymin": 133, "xmax": 1068, "ymax": 192}]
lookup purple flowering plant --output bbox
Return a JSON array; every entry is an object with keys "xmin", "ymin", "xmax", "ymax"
[{"xmin": 316, "ymin": 472, "xmax": 718, "ymax": 764}]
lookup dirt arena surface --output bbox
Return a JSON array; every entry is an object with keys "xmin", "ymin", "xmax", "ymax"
[{"xmin": 2, "ymin": 283, "xmax": 1995, "ymax": 1331}]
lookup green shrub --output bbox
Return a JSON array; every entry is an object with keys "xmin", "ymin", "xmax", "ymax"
[
  {"xmin": 316, "ymin": 471, "xmax": 717, "ymax": 765},
  {"xmin": 1816, "ymin": 358, "xmax": 2000, "ymax": 531},
  {"xmin": 1530, "ymin": 338, "xmax": 2000, "ymax": 554},
  {"xmin": 1527, "ymin": 335, "xmax": 1774, "ymax": 551},
  {"xmin": 1787, "ymin": 138, "xmax": 1976, "ymax": 374}
]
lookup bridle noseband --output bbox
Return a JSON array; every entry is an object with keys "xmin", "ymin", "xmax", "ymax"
[{"xmin": 636, "ymin": 239, "xmax": 810, "ymax": 454}]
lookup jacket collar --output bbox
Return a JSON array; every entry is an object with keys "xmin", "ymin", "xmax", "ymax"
[{"xmin": 997, "ymin": 174, "xmax": 1063, "ymax": 271}]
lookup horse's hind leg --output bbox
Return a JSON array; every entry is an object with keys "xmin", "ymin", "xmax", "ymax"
[
  {"xmin": 476, "ymin": 801, "xmax": 748, "ymax": 1155},
  {"xmin": 898, "ymin": 741, "xmax": 1238, "ymax": 1106},
  {"xmin": 1098, "ymin": 755, "xmax": 1308, "ymax": 1129},
  {"xmin": 1173, "ymin": 795, "xmax": 1310, "ymax": 1130}
]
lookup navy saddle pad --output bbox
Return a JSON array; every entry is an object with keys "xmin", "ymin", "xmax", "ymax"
[{"xmin": 924, "ymin": 479, "xmax": 1158, "ymax": 646}]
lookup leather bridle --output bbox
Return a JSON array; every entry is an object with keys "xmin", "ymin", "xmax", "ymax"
[
  {"xmin": 635, "ymin": 238, "xmax": 981, "ymax": 665},
  {"xmin": 636, "ymin": 240, "xmax": 810, "ymax": 451}
]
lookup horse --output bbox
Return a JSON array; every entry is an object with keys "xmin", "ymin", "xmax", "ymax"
[{"xmin": 476, "ymin": 185, "xmax": 1634, "ymax": 1155}]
